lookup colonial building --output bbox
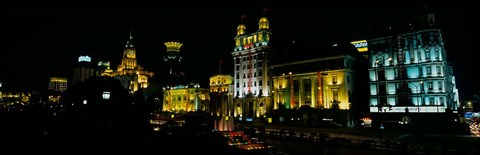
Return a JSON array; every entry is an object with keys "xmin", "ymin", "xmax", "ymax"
[
  {"xmin": 209, "ymin": 74, "xmax": 234, "ymax": 117},
  {"xmin": 102, "ymin": 30, "xmax": 154, "ymax": 93},
  {"xmin": 162, "ymin": 83, "xmax": 210, "ymax": 112},
  {"xmin": 0, "ymin": 91, "xmax": 30, "ymax": 108},
  {"xmin": 271, "ymin": 55, "xmax": 357, "ymax": 110},
  {"xmin": 232, "ymin": 11, "xmax": 272, "ymax": 120},
  {"xmin": 368, "ymin": 13, "xmax": 459, "ymax": 114}
]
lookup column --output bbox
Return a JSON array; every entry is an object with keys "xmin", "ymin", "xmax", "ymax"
[
  {"xmin": 311, "ymin": 78, "xmax": 316, "ymax": 108},
  {"xmin": 299, "ymin": 78, "xmax": 304, "ymax": 107}
]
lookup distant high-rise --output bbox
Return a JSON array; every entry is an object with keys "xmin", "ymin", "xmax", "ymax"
[
  {"xmin": 73, "ymin": 55, "xmax": 95, "ymax": 85},
  {"xmin": 49, "ymin": 77, "xmax": 68, "ymax": 92},
  {"xmin": 163, "ymin": 42, "xmax": 185, "ymax": 86}
]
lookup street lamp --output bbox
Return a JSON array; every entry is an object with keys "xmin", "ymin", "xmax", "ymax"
[{"xmin": 374, "ymin": 57, "xmax": 391, "ymax": 148}]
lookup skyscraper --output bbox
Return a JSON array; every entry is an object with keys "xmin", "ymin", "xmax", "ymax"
[
  {"xmin": 73, "ymin": 55, "xmax": 95, "ymax": 85},
  {"xmin": 163, "ymin": 41, "xmax": 185, "ymax": 86}
]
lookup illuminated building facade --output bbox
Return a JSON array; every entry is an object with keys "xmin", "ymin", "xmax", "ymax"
[
  {"xmin": 232, "ymin": 11, "xmax": 272, "ymax": 120},
  {"xmin": 0, "ymin": 91, "xmax": 31, "ymax": 108},
  {"xmin": 209, "ymin": 74, "xmax": 234, "ymax": 117},
  {"xmin": 368, "ymin": 14, "xmax": 459, "ymax": 114},
  {"xmin": 162, "ymin": 83, "xmax": 210, "ymax": 112},
  {"xmin": 49, "ymin": 77, "xmax": 68, "ymax": 92},
  {"xmin": 73, "ymin": 55, "xmax": 95, "ymax": 84},
  {"xmin": 103, "ymin": 31, "xmax": 154, "ymax": 93},
  {"xmin": 271, "ymin": 55, "xmax": 356, "ymax": 110}
]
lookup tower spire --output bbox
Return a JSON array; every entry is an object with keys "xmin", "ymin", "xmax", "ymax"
[
  {"xmin": 237, "ymin": 15, "xmax": 247, "ymax": 36},
  {"xmin": 126, "ymin": 29, "xmax": 134, "ymax": 48},
  {"xmin": 262, "ymin": 7, "xmax": 269, "ymax": 16},
  {"xmin": 258, "ymin": 8, "xmax": 269, "ymax": 30}
]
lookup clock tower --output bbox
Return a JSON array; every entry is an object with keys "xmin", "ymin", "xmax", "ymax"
[
  {"xmin": 102, "ymin": 29, "xmax": 154, "ymax": 94},
  {"xmin": 118, "ymin": 30, "xmax": 137, "ymax": 71}
]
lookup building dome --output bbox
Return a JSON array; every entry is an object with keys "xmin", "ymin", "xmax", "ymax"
[{"xmin": 258, "ymin": 17, "xmax": 269, "ymax": 30}]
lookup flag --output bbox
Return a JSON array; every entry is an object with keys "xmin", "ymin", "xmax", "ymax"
[{"xmin": 219, "ymin": 59, "xmax": 224, "ymax": 74}]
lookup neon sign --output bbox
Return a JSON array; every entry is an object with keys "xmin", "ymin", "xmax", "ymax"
[
  {"xmin": 351, "ymin": 40, "xmax": 368, "ymax": 52},
  {"xmin": 78, "ymin": 55, "xmax": 91, "ymax": 62}
]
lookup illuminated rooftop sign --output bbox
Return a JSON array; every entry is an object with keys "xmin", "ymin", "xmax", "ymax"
[
  {"xmin": 351, "ymin": 40, "xmax": 368, "ymax": 52},
  {"xmin": 78, "ymin": 55, "xmax": 92, "ymax": 62},
  {"xmin": 98, "ymin": 61, "xmax": 110, "ymax": 67}
]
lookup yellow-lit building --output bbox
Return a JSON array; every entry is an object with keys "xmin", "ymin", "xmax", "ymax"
[
  {"xmin": 48, "ymin": 77, "xmax": 68, "ymax": 92},
  {"xmin": 162, "ymin": 83, "xmax": 210, "ymax": 112},
  {"xmin": 209, "ymin": 74, "xmax": 234, "ymax": 117},
  {"xmin": 231, "ymin": 11, "xmax": 273, "ymax": 120},
  {"xmin": 0, "ymin": 91, "xmax": 31, "ymax": 107},
  {"xmin": 101, "ymin": 31, "xmax": 154, "ymax": 93},
  {"xmin": 271, "ymin": 55, "xmax": 356, "ymax": 110}
]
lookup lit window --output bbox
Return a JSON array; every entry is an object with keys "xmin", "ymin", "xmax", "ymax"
[
  {"xmin": 436, "ymin": 66, "xmax": 442, "ymax": 75},
  {"xmin": 333, "ymin": 89, "xmax": 339, "ymax": 102}
]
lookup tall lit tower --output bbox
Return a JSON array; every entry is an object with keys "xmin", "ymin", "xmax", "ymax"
[
  {"xmin": 163, "ymin": 42, "xmax": 183, "ymax": 75},
  {"xmin": 231, "ymin": 8, "xmax": 272, "ymax": 120},
  {"xmin": 118, "ymin": 30, "xmax": 137, "ymax": 70},
  {"xmin": 108, "ymin": 30, "xmax": 154, "ymax": 93}
]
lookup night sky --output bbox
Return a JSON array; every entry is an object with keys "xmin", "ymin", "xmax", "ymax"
[{"xmin": 3, "ymin": 1, "xmax": 480, "ymax": 100}]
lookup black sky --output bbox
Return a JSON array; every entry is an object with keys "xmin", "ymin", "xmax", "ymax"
[{"xmin": 3, "ymin": 1, "xmax": 480, "ymax": 100}]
